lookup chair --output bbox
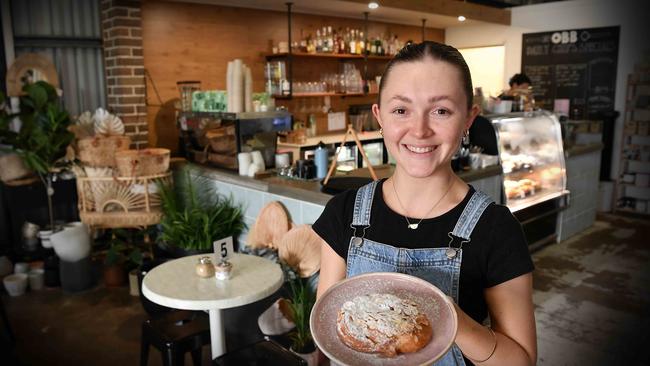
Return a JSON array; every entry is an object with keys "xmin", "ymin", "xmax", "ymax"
[
  {"xmin": 138, "ymin": 259, "xmax": 211, "ymax": 366},
  {"xmin": 140, "ymin": 309, "xmax": 211, "ymax": 366},
  {"xmin": 212, "ymin": 337, "xmax": 307, "ymax": 366}
]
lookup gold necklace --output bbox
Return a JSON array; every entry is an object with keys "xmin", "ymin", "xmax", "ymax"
[{"xmin": 391, "ymin": 175, "xmax": 455, "ymax": 230}]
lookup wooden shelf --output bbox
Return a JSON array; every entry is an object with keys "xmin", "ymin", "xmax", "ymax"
[
  {"xmin": 272, "ymin": 92, "xmax": 377, "ymax": 98},
  {"xmin": 264, "ymin": 52, "xmax": 392, "ymax": 60}
]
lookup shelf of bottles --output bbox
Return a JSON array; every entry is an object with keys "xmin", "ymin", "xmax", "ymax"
[{"xmin": 265, "ymin": 26, "xmax": 402, "ymax": 98}]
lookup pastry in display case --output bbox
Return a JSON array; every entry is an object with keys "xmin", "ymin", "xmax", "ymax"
[{"xmin": 488, "ymin": 111, "xmax": 570, "ymax": 249}]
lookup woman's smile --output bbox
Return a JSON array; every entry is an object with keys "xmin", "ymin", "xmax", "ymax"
[{"xmin": 403, "ymin": 143, "xmax": 439, "ymax": 155}]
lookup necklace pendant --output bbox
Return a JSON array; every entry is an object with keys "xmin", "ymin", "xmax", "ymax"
[{"xmin": 408, "ymin": 223, "xmax": 419, "ymax": 230}]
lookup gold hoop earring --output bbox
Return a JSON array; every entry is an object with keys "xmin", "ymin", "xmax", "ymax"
[{"xmin": 379, "ymin": 128, "xmax": 384, "ymax": 136}]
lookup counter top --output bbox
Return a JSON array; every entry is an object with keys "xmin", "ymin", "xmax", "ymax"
[
  {"xmin": 187, "ymin": 162, "xmax": 502, "ymax": 206},
  {"xmin": 565, "ymin": 143, "xmax": 603, "ymax": 158}
]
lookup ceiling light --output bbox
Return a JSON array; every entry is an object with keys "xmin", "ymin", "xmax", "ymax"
[
  {"xmin": 458, "ymin": 15, "xmax": 466, "ymax": 22},
  {"xmin": 368, "ymin": 2, "xmax": 379, "ymax": 9}
]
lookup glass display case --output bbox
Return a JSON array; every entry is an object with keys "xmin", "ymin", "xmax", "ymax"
[{"xmin": 489, "ymin": 111, "xmax": 570, "ymax": 248}]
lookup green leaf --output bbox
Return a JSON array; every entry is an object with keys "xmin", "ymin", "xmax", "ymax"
[{"xmin": 25, "ymin": 84, "xmax": 48, "ymax": 110}]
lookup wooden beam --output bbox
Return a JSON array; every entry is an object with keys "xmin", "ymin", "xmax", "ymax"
[{"xmin": 340, "ymin": 0, "xmax": 511, "ymax": 25}]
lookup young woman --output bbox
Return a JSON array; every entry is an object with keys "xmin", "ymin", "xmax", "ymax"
[{"xmin": 312, "ymin": 42, "xmax": 537, "ymax": 366}]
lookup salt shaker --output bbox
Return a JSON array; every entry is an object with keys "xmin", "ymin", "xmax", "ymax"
[
  {"xmin": 215, "ymin": 260, "xmax": 233, "ymax": 280},
  {"xmin": 195, "ymin": 257, "xmax": 215, "ymax": 278}
]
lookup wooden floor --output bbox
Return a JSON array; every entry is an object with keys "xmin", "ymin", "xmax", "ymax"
[{"xmin": 2, "ymin": 213, "xmax": 649, "ymax": 365}]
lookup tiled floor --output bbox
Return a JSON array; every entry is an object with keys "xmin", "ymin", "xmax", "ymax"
[
  {"xmin": 532, "ymin": 214, "xmax": 650, "ymax": 366},
  {"xmin": 1, "ymin": 213, "xmax": 649, "ymax": 365}
]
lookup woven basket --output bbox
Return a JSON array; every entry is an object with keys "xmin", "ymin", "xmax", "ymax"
[
  {"xmin": 115, "ymin": 148, "xmax": 170, "ymax": 177},
  {"xmin": 0, "ymin": 153, "xmax": 32, "ymax": 183},
  {"xmin": 77, "ymin": 136, "xmax": 131, "ymax": 167},
  {"xmin": 76, "ymin": 172, "xmax": 171, "ymax": 228}
]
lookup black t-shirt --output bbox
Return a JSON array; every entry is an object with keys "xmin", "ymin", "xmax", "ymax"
[{"xmin": 312, "ymin": 179, "xmax": 534, "ymax": 324}]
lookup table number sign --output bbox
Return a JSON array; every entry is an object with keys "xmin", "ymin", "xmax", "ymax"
[{"xmin": 213, "ymin": 236, "xmax": 234, "ymax": 262}]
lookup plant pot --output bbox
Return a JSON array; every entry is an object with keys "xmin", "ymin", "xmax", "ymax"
[
  {"xmin": 128, "ymin": 269, "xmax": 139, "ymax": 296},
  {"xmin": 290, "ymin": 344, "xmax": 318, "ymax": 366},
  {"xmin": 59, "ymin": 256, "xmax": 94, "ymax": 293},
  {"xmin": 50, "ymin": 222, "xmax": 91, "ymax": 262},
  {"xmin": 3, "ymin": 274, "xmax": 28, "ymax": 296},
  {"xmin": 39, "ymin": 229, "xmax": 54, "ymax": 248},
  {"xmin": 103, "ymin": 263, "xmax": 126, "ymax": 287}
]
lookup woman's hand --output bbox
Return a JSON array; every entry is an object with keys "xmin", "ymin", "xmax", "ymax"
[{"xmin": 453, "ymin": 273, "xmax": 537, "ymax": 365}]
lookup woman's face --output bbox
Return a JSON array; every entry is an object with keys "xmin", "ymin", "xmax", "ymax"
[{"xmin": 372, "ymin": 58, "xmax": 479, "ymax": 178}]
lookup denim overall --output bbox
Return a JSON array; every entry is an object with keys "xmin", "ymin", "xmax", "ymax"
[{"xmin": 346, "ymin": 180, "xmax": 493, "ymax": 366}]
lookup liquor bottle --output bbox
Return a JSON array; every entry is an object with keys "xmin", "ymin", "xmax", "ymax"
[
  {"xmin": 316, "ymin": 29, "xmax": 322, "ymax": 53},
  {"xmin": 300, "ymin": 39, "xmax": 307, "ymax": 53},
  {"xmin": 307, "ymin": 34, "xmax": 315, "ymax": 54},
  {"xmin": 320, "ymin": 27, "xmax": 327, "ymax": 53},
  {"xmin": 349, "ymin": 29, "xmax": 356, "ymax": 55},
  {"xmin": 358, "ymin": 31, "xmax": 365, "ymax": 55},
  {"xmin": 327, "ymin": 26, "xmax": 334, "ymax": 53},
  {"xmin": 336, "ymin": 28, "xmax": 343, "ymax": 54}
]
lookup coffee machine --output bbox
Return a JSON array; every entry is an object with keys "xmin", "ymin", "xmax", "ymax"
[{"xmin": 178, "ymin": 111, "xmax": 292, "ymax": 170}]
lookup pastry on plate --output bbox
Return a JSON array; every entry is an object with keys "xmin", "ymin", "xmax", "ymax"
[{"xmin": 337, "ymin": 293, "xmax": 432, "ymax": 358}]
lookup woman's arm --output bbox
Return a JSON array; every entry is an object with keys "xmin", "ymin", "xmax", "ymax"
[
  {"xmin": 454, "ymin": 273, "xmax": 537, "ymax": 366},
  {"xmin": 316, "ymin": 239, "xmax": 346, "ymax": 299}
]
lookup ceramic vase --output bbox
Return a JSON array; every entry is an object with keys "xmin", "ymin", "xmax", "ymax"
[
  {"xmin": 50, "ymin": 222, "xmax": 91, "ymax": 262},
  {"xmin": 128, "ymin": 269, "xmax": 139, "ymax": 296}
]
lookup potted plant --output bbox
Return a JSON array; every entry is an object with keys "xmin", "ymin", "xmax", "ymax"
[
  {"xmin": 104, "ymin": 229, "xmax": 144, "ymax": 287},
  {"xmin": 283, "ymin": 264, "xmax": 317, "ymax": 365},
  {"xmin": 157, "ymin": 170, "xmax": 247, "ymax": 257},
  {"xmin": 0, "ymin": 81, "xmax": 74, "ymax": 232}
]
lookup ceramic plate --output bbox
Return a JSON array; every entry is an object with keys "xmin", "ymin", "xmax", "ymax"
[{"xmin": 310, "ymin": 272, "xmax": 457, "ymax": 366}]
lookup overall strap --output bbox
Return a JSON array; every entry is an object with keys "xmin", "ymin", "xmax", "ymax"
[
  {"xmin": 351, "ymin": 180, "xmax": 380, "ymax": 227},
  {"xmin": 451, "ymin": 189, "xmax": 494, "ymax": 241}
]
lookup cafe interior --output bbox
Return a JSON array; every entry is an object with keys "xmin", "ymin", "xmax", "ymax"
[{"xmin": 0, "ymin": 0, "xmax": 648, "ymax": 365}]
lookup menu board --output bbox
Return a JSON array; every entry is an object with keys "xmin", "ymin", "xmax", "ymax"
[{"xmin": 522, "ymin": 26, "xmax": 619, "ymax": 118}]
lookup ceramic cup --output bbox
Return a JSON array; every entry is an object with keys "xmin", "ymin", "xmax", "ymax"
[
  {"xmin": 251, "ymin": 150, "xmax": 265, "ymax": 170},
  {"xmin": 14, "ymin": 262, "xmax": 29, "ymax": 274},
  {"xmin": 275, "ymin": 153, "xmax": 290, "ymax": 169},
  {"xmin": 39, "ymin": 230, "xmax": 53, "ymax": 248},
  {"xmin": 3, "ymin": 273, "xmax": 28, "ymax": 296},
  {"xmin": 28, "ymin": 269, "xmax": 44, "ymax": 291}
]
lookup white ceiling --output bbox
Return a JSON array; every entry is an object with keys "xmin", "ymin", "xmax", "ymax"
[{"xmin": 175, "ymin": 0, "xmax": 488, "ymax": 28}]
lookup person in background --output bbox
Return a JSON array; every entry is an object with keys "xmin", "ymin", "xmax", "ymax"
[
  {"xmin": 503, "ymin": 73, "xmax": 532, "ymax": 97},
  {"xmin": 314, "ymin": 41, "xmax": 537, "ymax": 365}
]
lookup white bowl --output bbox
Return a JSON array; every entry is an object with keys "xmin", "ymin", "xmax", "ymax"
[
  {"xmin": 3, "ymin": 273, "xmax": 28, "ymax": 296},
  {"xmin": 51, "ymin": 223, "xmax": 91, "ymax": 262}
]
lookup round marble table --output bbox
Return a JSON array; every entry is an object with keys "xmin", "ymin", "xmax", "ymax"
[{"xmin": 142, "ymin": 253, "xmax": 284, "ymax": 359}]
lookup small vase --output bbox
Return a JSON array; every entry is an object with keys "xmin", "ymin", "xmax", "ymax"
[
  {"xmin": 290, "ymin": 345, "xmax": 318, "ymax": 366},
  {"xmin": 51, "ymin": 222, "xmax": 91, "ymax": 262}
]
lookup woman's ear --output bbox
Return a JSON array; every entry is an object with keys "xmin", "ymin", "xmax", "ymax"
[
  {"xmin": 372, "ymin": 103, "xmax": 383, "ymax": 129},
  {"xmin": 465, "ymin": 104, "xmax": 481, "ymax": 131}
]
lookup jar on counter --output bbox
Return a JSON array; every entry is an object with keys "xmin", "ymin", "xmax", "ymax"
[
  {"xmin": 215, "ymin": 260, "xmax": 233, "ymax": 280},
  {"xmin": 196, "ymin": 257, "xmax": 216, "ymax": 278}
]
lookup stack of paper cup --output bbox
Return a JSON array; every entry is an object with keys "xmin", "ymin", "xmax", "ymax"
[{"xmin": 238, "ymin": 152, "xmax": 252, "ymax": 176}]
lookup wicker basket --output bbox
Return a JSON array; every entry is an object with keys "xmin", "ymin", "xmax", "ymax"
[
  {"xmin": 77, "ymin": 136, "xmax": 132, "ymax": 167},
  {"xmin": 76, "ymin": 172, "xmax": 171, "ymax": 229},
  {"xmin": 115, "ymin": 148, "xmax": 170, "ymax": 177},
  {"xmin": 0, "ymin": 153, "xmax": 32, "ymax": 183}
]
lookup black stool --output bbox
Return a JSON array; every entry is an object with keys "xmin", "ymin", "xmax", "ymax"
[
  {"xmin": 140, "ymin": 310, "xmax": 211, "ymax": 366},
  {"xmin": 212, "ymin": 337, "xmax": 307, "ymax": 366}
]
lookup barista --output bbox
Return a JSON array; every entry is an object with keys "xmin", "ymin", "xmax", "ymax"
[{"xmin": 499, "ymin": 73, "xmax": 533, "ymax": 112}]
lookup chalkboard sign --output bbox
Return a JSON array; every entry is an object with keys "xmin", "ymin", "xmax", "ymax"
[{"xmin": 522, "ymin": 26, "xmax": 619, "ymax": 119}]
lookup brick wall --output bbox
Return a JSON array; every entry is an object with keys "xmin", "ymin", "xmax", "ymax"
[{"xmin": 101, "ymin": 0, "xmax": 147, "ymax": 148}]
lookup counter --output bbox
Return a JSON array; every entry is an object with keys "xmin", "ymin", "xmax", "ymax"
[
  {"xmin": 559, "ymin": 142, "xmax": 604, "ymax": 241},
  {"xmin": 183, "ymin": 162, "xmax": 503, "ymax": 244}
]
